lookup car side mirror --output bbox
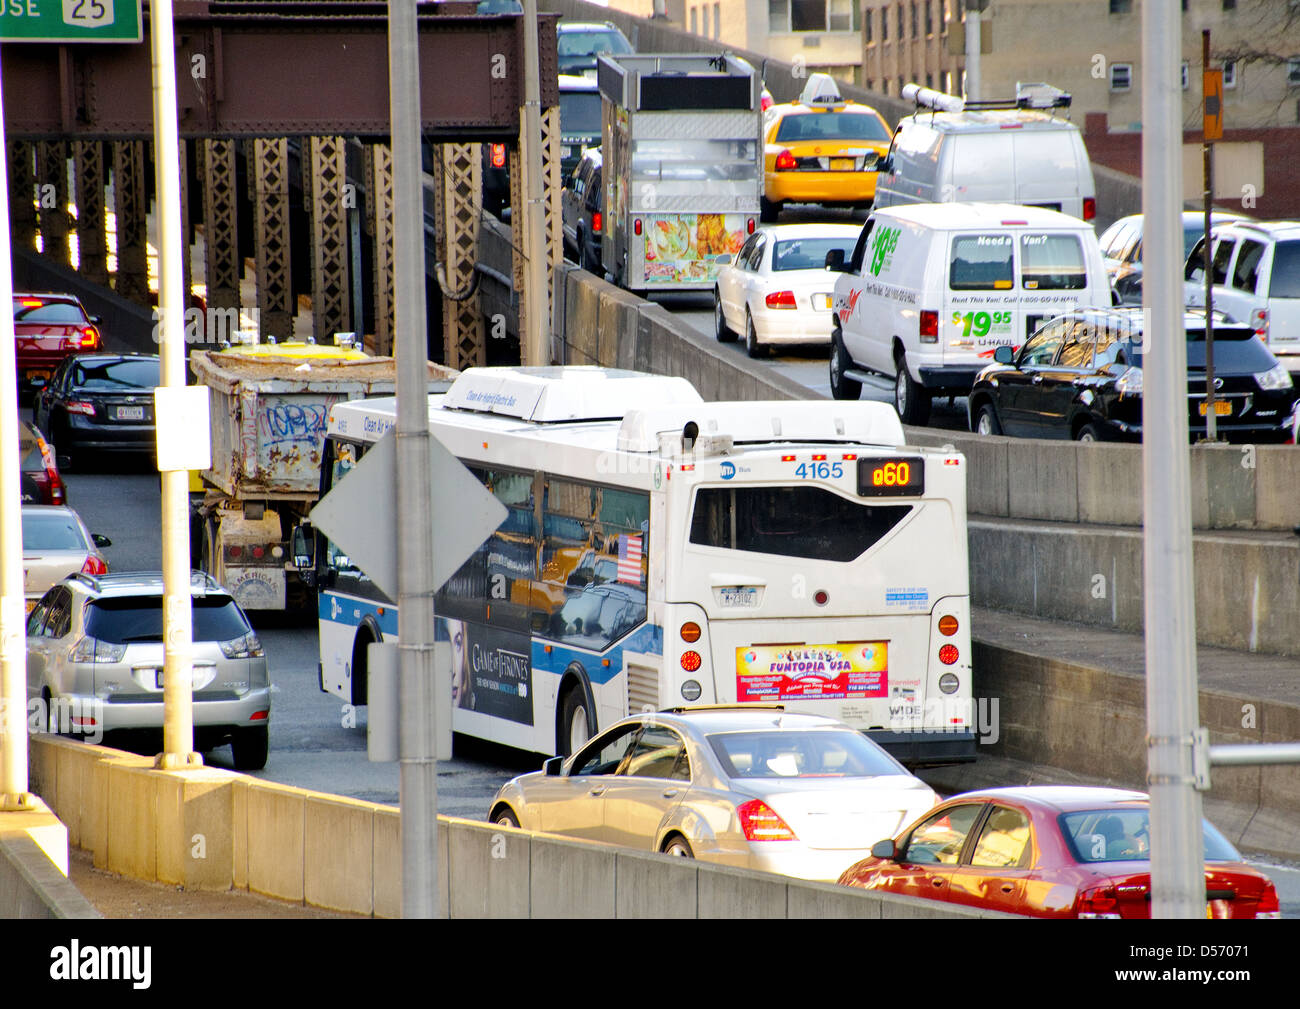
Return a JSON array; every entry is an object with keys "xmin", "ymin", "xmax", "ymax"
[
  {"xmin": 993, "ymin": 345, "xmax": 1015, "ymax": 365},
  {"xmin": 90, "ymin": 315, "xmax": 102, "ymax": 325},
  {"xmin": 543, "ymin": 755, "xmax": 564, "ymax": 776},
  {"xmin": 92, "ymin": 533, "xmax": 112, "ymax": 548},
  {"xmin": 825, "ymin": 248, "xmax": 847, "ymax": 272},
  {"xmin": 291, "ymin": 523, "xmax": 317, "ymax": 588},
  {"xmin": 716, "ymin": 253, "xmax": 733, "ymax": 266},
  {"xmin": 871, "ymin": 838, "xmax": 898, "ymax": 860}
]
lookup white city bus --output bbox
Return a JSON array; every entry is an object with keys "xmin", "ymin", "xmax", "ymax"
[{"xmin": 304, "ymin": 367, "xmax": 975, "ymax": 764}]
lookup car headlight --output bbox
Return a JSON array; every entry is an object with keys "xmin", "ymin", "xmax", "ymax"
[
  {"xmin": 219, "ymin": 631, "xmax": 264, "ymax": 659},
  {"xmin": 1255, "ymin": 363, "xmax": 1293, "ymax": 391},
  {"xmin": 1115, "ymin": 366, "xmax": 1143, "ymax": 396}
]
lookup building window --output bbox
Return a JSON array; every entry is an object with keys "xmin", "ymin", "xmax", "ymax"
[
  {"xmin": 1181, "ymin": 61, "xmax": 1189, "ymax": 90},
  {"xmin": 1110, "ymin": 63, "xmax": 1133, "ymax": 91},
  {"xmin": 1288, "ymin": 58, "xmax": 1300, "ymax": 87},
  {"xmin": 1223, "ymin": 59, "xmax": 1237, "ymax": 88},
  {"xmin": 1109, "ymin": 0, "xmax": 1132, "ymax": 13},
  {"xmin": 898, "ymin": 75, "xmax": 905, "ymax": 94},
  {"xmin": 714, "ymin": 2, "xmax": 721, "ymax": 36},
  {"xmin": 911, "ymin": 1, "xmax": 918, "ymax": 37},
  {"xmin": 769, "ymin": 0, "xmax": 789, "ymax": 31},
  {"xmin": 1222, "ymin": 0, "xmax": 1235, "ymax": 9},
  {"xmin": 690, "ymin": 6, "xmax": 697, "ymax": 33},
  {"xmin": 791, "ymin": 0, "xmax": 827, "ymax": 31},
  {"xmin": 925, "ymin": 0, "xmax": 932, "ymax": 34},
  {"xmin": 865, "ymin": 8, "xmax": 873, "ymax": 42},
  {"xmin": 882, "ymin": 3, "xmax": 889, "ymax": 39},
  {"xmin": 925, "ymin": 72, "xmax": 933, "ymax": 89},
  {"xmin": 897, "ymin": 3, "xmax": 904, "ymax": 38},
  {"xmin": 829, "ymin": 0, "xmax": 857, "ymax": 30},
  {"xmin": 701, "ymin": 5, "xmax": 709, "ymax": 35}
]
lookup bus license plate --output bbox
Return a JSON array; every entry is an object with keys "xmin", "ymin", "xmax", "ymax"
[
  {"xmin": 1198, "ymin": 400, "xmax": 1231, "ymax": 416},
  {"xmin": 719, "ymin": 587, "xmax": 758, "ymax": 608},
  {"xmin": 115, "ymin": 406, "xmax": 145, "ymax": 421},
  {"xmin": 813, "ymin": 293, "xmax": 832, "ymax": 310}
]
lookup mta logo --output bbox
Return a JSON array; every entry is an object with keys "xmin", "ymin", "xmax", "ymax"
[{"xmin": 720, "ymin": 461, "xmax": 736, "ymax": 480}]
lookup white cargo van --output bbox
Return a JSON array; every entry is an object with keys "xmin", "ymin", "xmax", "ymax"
[
  {"xmin": 828, "ymin": 203, "xmax": 1112, "ymax": 424},
  {"xmin": 873, "ymin": 84, "xmax": 1097, "ymax": 224}
]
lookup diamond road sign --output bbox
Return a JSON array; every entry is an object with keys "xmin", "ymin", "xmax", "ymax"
[
  {"xmin": 308, "ymin": 427, "xmax": 508, "ymax": 603},
  {"xmin": 1, "ymin": 0, "xmax": 142, "ymax": 43}
]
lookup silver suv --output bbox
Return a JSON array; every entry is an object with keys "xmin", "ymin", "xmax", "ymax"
[{"xmin": 25, "ymin": 571, "xmax": 272, "ymax": 770}]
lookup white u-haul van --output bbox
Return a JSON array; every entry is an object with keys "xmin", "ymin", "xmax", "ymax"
[{"xmin": 828, "ymin": 203, "xmax": 1112, "ymax": 424}]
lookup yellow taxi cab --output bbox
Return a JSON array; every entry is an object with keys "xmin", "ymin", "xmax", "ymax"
[{"xmin": 762, "ymin": 74, "xmax": 893, "ymax": 223}]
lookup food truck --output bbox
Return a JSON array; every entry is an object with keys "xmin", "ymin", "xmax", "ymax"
[{"xmin": 595, "ymin": 52, "xmax": 763, "ymax": 293}]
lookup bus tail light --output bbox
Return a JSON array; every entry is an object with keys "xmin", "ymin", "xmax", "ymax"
[
  {"xmin": 775, "ymin": 148, "xmax": 796, "ymax": 171},
  {"xmin": 919, "ymin": 310, "xmax": 939, "ymax": 343},
  {"xmin": 737, "ymin": 799, "xmax": 798, "ymax": 841},
  {"xmin": 938, "ymin": 615, "xmax": 959, "ymax": 636},
  {"xmin": 680, "ymin": 650, "xmax": 702, "ymax": 672},
  {"xmin": 1083, "ymin": 197, "xmax": 1096, "ymax": 221},
  {"xmin": 938, "ymin": 643, "xmax": 959, "ymax": 665},
  {"xmin": 766, "ymin": 290, "xmax": 796, "ymax": 309},
  {"xmin": 634, "ymin": 218, "xmax": 642, "ymax": 236},
  {"xmin": 680, "ymin": 622, "xmax": 701, "ymax": 643}
]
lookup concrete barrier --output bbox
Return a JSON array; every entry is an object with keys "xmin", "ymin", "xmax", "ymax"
[{"xmin": 0, "ymin": 835, "xmax": 100, "ymax": 919}]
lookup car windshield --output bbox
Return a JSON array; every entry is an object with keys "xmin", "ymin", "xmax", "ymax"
[
  {"xmin": 73, "ymin": 358, "xmax": 159, "ymax": 391},
  {"xmin": 21, "ymin": 512, "xmax": 86, "ymax": 551},
  {"xmin": 708, "ymin": 729, "xmax": 906, "ymax": 779},
  {"xmin": 12, "ymin": 300, "xmax": 87, "ymax": 324},
  {"xmin": 1060, "ymin": 809, "xmax": 1241, "ymax": 863},
  {"xmin": 85, "ymin": 596, "xmax": 250, "ymax": 644},
  {"xmin": 775, "ymin": 111, "xmax": 890, "ymax": 143},
  {"xmin": 558, "ymin": 29, "xmax": 632, "ymax": 59},
  {"xmin": 772, "ymin": 237, "xmax": 856, "ymax": 271},
  {"xmin": 559, "ymin": 91, "xmax": 602, "ymax": 135},
  {"xmin": 1130, "ymin": 330, "xmax": 1276, "ymax": 372},
  {"xmin": 1270, "ymin": 240, "xmax": 1300, "ymax": 299}
]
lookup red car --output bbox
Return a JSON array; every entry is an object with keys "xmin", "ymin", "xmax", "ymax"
[
  {"xmin": 20, "ymin": 422, "xmax": 67, "ymax": 506},
  {"xmin": 13, "ymin": 293, "xmax": 102, "ymax": 397},
  {"xmin": 838, "ymin": 786, "xmax": 1280, "ymax": 919}
]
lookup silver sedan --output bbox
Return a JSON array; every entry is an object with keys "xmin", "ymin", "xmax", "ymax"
[{"xmin": 489, "ymin": 707, "xmax": 941, "ymax": 882}]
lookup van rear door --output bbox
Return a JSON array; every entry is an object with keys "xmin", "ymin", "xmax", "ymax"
[{"xmin": 1012, "ymin": 129, "xmax": 1083, "ymax": 216}]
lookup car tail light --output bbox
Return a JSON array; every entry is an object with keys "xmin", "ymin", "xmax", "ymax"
[
  {"xmin": 680, "ymin": 622, "xmax": 701, "ymax": 643},
  {"xmin": 250, "ymin": 710, "xmax": 270, "ymax": 721},
  {"xmin": 737, "ymin": 799, "xmax": 798, "ymax": 841},
  {"xmin": 490, "ymin": 143, "xmax": 506, "ymax": 169},
  {"xmin": 69, "ymin": 635, "xmax": 126, "ymax": 664},
  {"xmin": 1076, "ymin": 885, "xmax": 1122, "ymax": 919},
  {"xmin": 81, "ymin": 555, "xmax": 108, "ymax": 576},
  {"xmin": 67, "ymin": 400, "xmax": 95, "ymax": 416},
  {"xmin": 938, "ymin": 643, "xmax": 959, "ymax": 665},
  {"xmin": 1083, "ymin": 197, "xmax": 1096, "ymax": 221},
  {"xmin": 680, "ymin": 650, "xmax": 702, "ymax": 672},
  {"xmin": 592, "ymin": 211, "xmax": 602, "ymax": 233},
  {"xmin": 1256, "ymin": 882, "xmax": 1280, "ymax": 919},
  {"xmin": 79, "ymin": 326, "xmax": 100, "ymax": 349},
  {"xmin": 920, "ymin": 309, "xmax": 939, "ymax": 343},
  {"xmin": 746, "ymin": 217, "xmax": 755, "ymax": 234},
  {"xmin": 36, "ymin": 435, "xmax": 65, "ymax": 504},
  {"xmin": 220, "ymin": 631, "xmax": 264, "ymax": 659},
  {"xmin": 775, "ymin": 148, "xmax": 796, "ymax": 171},
  {"xmin": 1251, "ymin": 307, "xmax": 1269, "ymax": 338},
  {"xmin": 938, "ymin": 615, "xmax": 959, "ymax": 636},
  {"xmin": 765, "ymin": 290, "xmax": 797, "ymax": 309},
  {"xmin": 634, "ymin": 218, "xmax": 642, "ymax": 236}
]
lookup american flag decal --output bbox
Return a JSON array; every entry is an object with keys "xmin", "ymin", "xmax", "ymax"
[{"xmin": 617, "ymin": 534, "xmax": 643, "ymax": 585}]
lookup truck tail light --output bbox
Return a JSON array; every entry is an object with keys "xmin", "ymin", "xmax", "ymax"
[
  {"xmin": 920, "ymin": 309, "xmax": 939, "ymax": 343},
  {"xmin": 765, "ymin": 290, "xmax": 797, "ymax": 309},
  {"xmin": 775, "ymin": 148, "xmax": 796, "ymax": 171},
  {"xmin": 592, "ymin": 211, "xmax": 602, "ymax": 233},
  {"xmin": 737, "ymin": 799, "xmax": 798, "ymax": 841},
  {"xmin": 1083, "ymin": 197, "xmax": 1096, "ymax": 221},
  {"xmin": 747, "ymin": 217, "xmax": 755, "ymax": 234},
  {"xmin": 634, "ymin": 218, "xmax": 642, "ymax": 236}
]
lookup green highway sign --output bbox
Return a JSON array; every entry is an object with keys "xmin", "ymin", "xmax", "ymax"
[{"xmin": 1, "ymin": 0, "xmax": 142, "ymax": 43}]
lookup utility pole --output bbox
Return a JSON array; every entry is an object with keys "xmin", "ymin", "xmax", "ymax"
[
  {"xmin": 0, "ymin": 51, "xmax": 34, "ymax": 811},
  {"xmin": 520, "ymin": 0, "xmax": 551, "ymax": 366},
  {"xmin": 151, "ymin": 0, "xmax": 200, "ymax": 771},
  {"xmin": 388, "ymin": 0, "xmax": 440, "ymax": 919},
  {"xmin": 1142, "ymin": 0, "xmax": 1205, "ymax": 918}
]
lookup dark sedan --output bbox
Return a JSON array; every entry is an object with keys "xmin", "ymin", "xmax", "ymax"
[
  {"xmin": 967, "ymin": 308, "xmax": 1297, "ymax": 442},
  {"xmin": 838, "ymin": 786, "xmax": 1280, "ymax": 919},
  {"xmin": 34, "ymin": 353, "xmax": 160, "ymax": 469}
]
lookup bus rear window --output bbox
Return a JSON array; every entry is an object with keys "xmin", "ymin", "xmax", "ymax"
[{"xmin": 689, "ymin": 486, "xmax": 911, "ymax": 562}]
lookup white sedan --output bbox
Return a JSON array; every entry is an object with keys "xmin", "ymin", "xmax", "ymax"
[{"xmin": 714, "ymin": 224, "xmax": 862, "ymax": 358}]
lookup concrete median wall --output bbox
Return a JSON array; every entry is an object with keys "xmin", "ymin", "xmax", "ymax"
[
  {"xmin": 27, "ymin": 736, "xmax": 1004, "ymax": 919},
  {"xmin": 0, "ymin": 794, "xmax": 100, "ymax": 919}
]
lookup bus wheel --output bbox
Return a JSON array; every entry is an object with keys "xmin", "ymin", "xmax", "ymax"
[{"xmin": 559, "ymin": 688, "xmax": 591, "ymax": 757}]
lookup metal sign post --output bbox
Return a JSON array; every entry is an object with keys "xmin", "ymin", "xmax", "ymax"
[{"xmin": 1202, "ymin": 32, "xmax": 1221, "ymax": 442}]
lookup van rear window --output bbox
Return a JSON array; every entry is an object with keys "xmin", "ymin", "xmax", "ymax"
[
  {"xmin": 1270, "ymin": 241, "xmax": 1300, "ymax": 299},
  {"xmin": 950, "ymin": 235, "xmax": 1014, "ymax": 290},
  {"xmin": 1020, "ymin": 233, "xmax": 1087, "ymax": 290}
]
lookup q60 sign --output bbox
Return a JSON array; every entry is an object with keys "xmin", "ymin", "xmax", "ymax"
[{"xmin": 858, "ymin": 457, "xmax": 924, "ymax": 497}]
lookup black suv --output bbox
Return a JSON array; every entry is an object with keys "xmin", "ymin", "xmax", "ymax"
[
  {"xmin": 561, "ymin": 147, "xmax": 603, "ymax": 274},
  {"xmin": 968, "ymin": 308, "xmax": 1298, "ymax": 442}
]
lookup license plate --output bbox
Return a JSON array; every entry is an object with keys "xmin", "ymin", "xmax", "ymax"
[
  {"xmin": 719, "ymin": 587, "xmax": 759, "ymax": 607},
  {"xmin": 1198, "ymin": 400, "xmax": 1232, "ymax": 416},
  {"xmin": 831, "ymin": 158, "xmax": 854, "ymax": 171},
  {"xmin": 813, "ymin": 293, "xmax": 832, "ymax": 310},
  {"xmin": 115, "ymin": 406, "xmax": 145, "ymax": 420}
]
